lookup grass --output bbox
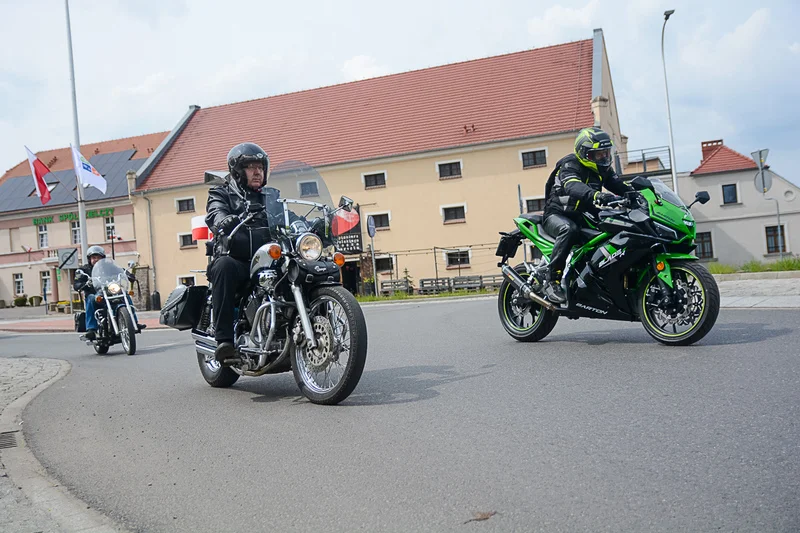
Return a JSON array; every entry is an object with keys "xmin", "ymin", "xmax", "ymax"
[
  {"xmin": 707, "ymin": 257, "xmax": 800, "ymax": 274},
  {"xmin": 356, "ymin": 288, "xmax": 498, "ymax": 303}
]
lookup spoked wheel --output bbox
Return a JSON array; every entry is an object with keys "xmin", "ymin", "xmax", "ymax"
[
  {"xmin": 117, "ymin": 307, "xmax": 137, "ymax": 355},
  {"xmin": 638, "ymin": 260, "xmax": 720, "ymax": 346},
  {"xmin": 497, "ymin": 264, "xmax": 558, "ymax": 342},
  {"xmin": 291, "ymin": 286, "xmax": 367, "ymax": 405}
]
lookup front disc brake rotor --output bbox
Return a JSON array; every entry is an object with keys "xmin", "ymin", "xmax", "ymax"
[{"xmin": 304, "ymin": 316, "xmax": 334, "ymax": 371}]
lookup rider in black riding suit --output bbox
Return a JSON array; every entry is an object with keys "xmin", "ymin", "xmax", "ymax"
[{"xmin": 542, "ymin": 127, "xmax": 635, "ymax": 303}]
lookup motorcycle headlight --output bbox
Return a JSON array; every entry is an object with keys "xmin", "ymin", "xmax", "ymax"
[
  {"xmin": 296, "ymin": 233, "xmax": 323, "ymax": 261},
  {"xmin": 108, "ymin": 283, "xmax": 122, "ymax": 294}
]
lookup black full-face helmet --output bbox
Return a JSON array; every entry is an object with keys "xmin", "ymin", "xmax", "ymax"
[
  {"xmin": 227, "ymin": 142, "xmax": 270, "ymax": 189},
  {"xmin": 574, "ymin": 127, "xmax": 615, "ymax": 172}
]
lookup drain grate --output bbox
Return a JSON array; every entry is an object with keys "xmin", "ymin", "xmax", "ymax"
[{"xmin": 0, "ymin": 431, "xmax": 19, "ymax": 449}]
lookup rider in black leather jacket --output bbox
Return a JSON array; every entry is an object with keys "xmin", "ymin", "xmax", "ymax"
[{"xmin": 205, "ymin": 142, "xmax": 297, "ymax": 364}]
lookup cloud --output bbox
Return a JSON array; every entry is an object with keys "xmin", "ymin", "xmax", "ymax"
[
  {"xmin": 791, "ymin": 42, "xmax": 800, "ymax": 54},
  {"xmin": 680, "ymin": 8, "xmax": 770, "ymax": 77},
  {"xmin": 526, "ymin": 0, "xmax": 599, "ymax": 47},
  {"xmin": 341, "ymin": 55, "xmax": 391, "ymax": 81}
]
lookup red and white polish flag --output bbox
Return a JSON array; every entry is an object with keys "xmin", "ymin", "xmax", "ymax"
[
  {"xmin": 191, "ymin": 215, "xmax": 212, "ymax": 241},
  {"xmin": 24, "ymin": 146, "xmax": 52, "ymax": 205}
]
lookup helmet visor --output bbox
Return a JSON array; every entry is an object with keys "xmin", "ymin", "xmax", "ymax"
[{"xmin": 587, "ymin": 147, "xmax": 614, "ymax": 168}]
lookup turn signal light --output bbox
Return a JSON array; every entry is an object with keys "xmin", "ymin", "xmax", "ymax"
[
  {"xmin": 128, "ymin": 290, "xmax": 135, "ymax": 296},
  {"xmin": 333, "ymin": 252, "xmax": 345, "ymax": 267},
  {"xmin": 268, "ymin": 244, "xmax": 282, "ymax": 260},
  {"xmin": 656, "ymin": 261, "xmax": 666, "ymax": 271},
  {"xmin": 95, "ymin": 295, "xmax": 104, "ymax": 303}
]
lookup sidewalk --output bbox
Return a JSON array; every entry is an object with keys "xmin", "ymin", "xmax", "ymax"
[
  {"xmin": 0, "ymin": 357, "xmax": 126, "ymax": 532},
  {"xmin": 0, "ymin": 311, "xmax": 166, "ymax": 334}
]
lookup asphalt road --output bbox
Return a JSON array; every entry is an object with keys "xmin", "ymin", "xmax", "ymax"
[{"xmin": 2, "ymin": 299, "xmax": 799, "ymax": 532}]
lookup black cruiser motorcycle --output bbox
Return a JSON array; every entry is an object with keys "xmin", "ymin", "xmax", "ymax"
[{"xmin": 160, "ymin": 161, "xmax": 368, "ymax": 405}]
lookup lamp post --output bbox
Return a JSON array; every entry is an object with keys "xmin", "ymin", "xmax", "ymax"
[{"xmin": 661, "ymin": 9, "xmax": 679, "ymax": 197}]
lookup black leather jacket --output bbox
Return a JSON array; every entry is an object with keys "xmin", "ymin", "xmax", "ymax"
[
  {"xmin": 544, "ymin": 154, "xmax": 633, "ymax": 219},
  {"xmin": 205, "ymin": 183, "xmax": 299, "ymax": 261}
]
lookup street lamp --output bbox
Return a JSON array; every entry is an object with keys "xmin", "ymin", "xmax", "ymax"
[{"xmin": 662, "ymin": 9, "xmax": 679, "ymax": 197}]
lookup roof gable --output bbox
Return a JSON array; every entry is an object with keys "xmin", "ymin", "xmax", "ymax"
[
  {"xmin": 691, "ymin": 145, "xmax": 758, "ymax": 176},
  {"xmin": 140, "ymin": 39, "xmax": 595, "ymax": 191}
]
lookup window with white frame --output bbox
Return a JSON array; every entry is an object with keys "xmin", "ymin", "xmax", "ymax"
[
  {"xmin": 14, "ymin": 273, "xmax": 24, "ymax": 295},
  {"xmin": 445, "ymin": 250, "xmax": 470, "ymax": 268},
  {"xmin": 521, "ymin": 149, "xmax": 547, "ymax": 169},
  {"xmin": 71, "ymin": 221, "xmax": 81, "ymax": 245},
  {"xmin": 38, "ymin": 224, "xmax": 48, "ymax": 248},
  {"xmin": 438, "ymin": 161, "xmax": 462, "ymax": 179},
  {"xmin": 442, "ymin": 205, "xmax": 466, "ymax": 224},
  {"xmin": 41, "ymin": 270, "xmax": 51, "ymax": 295},
  {"xmin": 370, "ymin": 213, "xmax": 390, "ymax": 230},
  {"xmin": 178, "ymin": 275, "xmax": 196, "ymax": 287},
  {"xmin": 374, "ymin": 256, "xmax": 394, "ymax": 273},
  {"xmin": 364, "ymin": 172, "xmax": 386, "ymax": 189},
  {"xmin": 176, "ymin": 198, "xmax": 196, "ymax": 213},
  {"xmin": 179, "ymin": 233, "xmax": 197, "ymax": 248},
  {"xmin": 299, "ymin": 181, "xmax": 319, "ymax": 197},
  {"xmin": 105, "ymin": 217, "xmax": 116, "ymax": 241},
  {"xmin": 722, "ymin": 184, "xmax": 738, "ymax": 205},
  {"xmin": 526, "ymin": 198, "xmax": 546, "ymax": 213}
]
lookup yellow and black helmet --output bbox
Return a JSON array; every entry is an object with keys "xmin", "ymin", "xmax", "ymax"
[{"xmin": 574, "ymin": 127, "xmax": 614, "ymax": 172}]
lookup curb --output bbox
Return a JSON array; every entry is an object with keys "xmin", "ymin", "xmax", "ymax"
[
  {"xmin": 714, "ymin": 270, "xmax": 800, "ymax": 281},
  {"xmin": 0, "ymin": 359, "xmax": 131, "ymax": 533}
]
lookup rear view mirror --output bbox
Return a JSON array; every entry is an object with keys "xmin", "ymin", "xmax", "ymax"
[
  {"xmin": 695, "ymin": 191, "xmax": 710, "ymax": 205},
  {"xmin": 630, "ymin": 176, "xmax": 654, "ymax": 191},
  {"xmin": 339, "ymin": 195, "xmax": 354, "ymax": 212},
  {"xmin": 204, "ymin": 170, "xmax": 230, "ymax": 186}
]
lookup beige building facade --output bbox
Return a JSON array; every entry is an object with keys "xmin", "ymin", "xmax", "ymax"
[{"xmin": 130, "ymin": 30, "xmax": 627, "ymax": 298}]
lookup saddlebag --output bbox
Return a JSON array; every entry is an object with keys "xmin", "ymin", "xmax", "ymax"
[
  {"xmin": 159, "ymin": 285, "xmax": 207, "ymax": 331},
  {"xmin": 74, "ymin": 311, "xmax": 86, "ymax": 333}
]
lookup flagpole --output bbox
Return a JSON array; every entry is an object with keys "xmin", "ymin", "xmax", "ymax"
[{"xmin": 65, "ymin": 0, "xmax": 89, "ymax": 263}]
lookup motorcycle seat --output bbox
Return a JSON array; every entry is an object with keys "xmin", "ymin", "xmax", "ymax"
[{"xmin": 519, "ymin": 213, "xmax": 555, "ymax": 241}]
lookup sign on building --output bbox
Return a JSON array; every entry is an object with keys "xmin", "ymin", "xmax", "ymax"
[{"xmin": 336, "ymin": 205, "xmax": 364, "ymax": 254}]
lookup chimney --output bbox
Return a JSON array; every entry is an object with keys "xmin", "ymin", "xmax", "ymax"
[
  {"xmin": 126, "ymin": 169, "xmax": 138, "ymax": 197},
  {"xmin": 701, "ymin": 139, "xmax": 723, "ymax": 161}
]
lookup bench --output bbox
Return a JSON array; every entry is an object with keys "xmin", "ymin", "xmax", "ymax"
[
  {"xmin": 451, "ymin": 275, "xmax": 483, "ymax": 292},
  {"xmin": 418, "ymin": 278, "xmax": 452, "ymax": 295},
  {"xmin": 380, "ymin": 279, "xmax": 413, "ymax": 296},
  {"xmin": 480, "ymin": 275, "xmax": 505, "ymax": 290}
]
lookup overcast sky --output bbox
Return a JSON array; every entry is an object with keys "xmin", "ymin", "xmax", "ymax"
[{"xmin": 1, "ymin": 0, "xmax": 797, "ymax": 187}]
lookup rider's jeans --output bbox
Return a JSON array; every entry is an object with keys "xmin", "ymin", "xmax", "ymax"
[{"xmin": 85, "ymin": 295, "xmax": 139, "ymax": 331}]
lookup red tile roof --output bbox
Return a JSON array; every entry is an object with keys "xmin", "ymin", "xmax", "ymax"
[
  {"xmin": 141, "ymin": 39, "xmax": 595, "ymax": 191},
  {"xmin": 691, "ymin": 143, "xmax": 758, "ymax": 175},
  {"xmin": 1, "ymin": 131, "xmax": 169, "ymax": 185}
]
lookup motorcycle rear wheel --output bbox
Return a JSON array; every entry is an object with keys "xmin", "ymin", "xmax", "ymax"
[
  {"xmin": 497, "ymin": 264, "xmax": 558, "ymax": 342},
  {"xmin": 292, "ymin": 286, "xmax": 367, "ymax": 405},
  {"xmin": 197, "ymin": 351, "xmax": 240, "ymax": 388}
]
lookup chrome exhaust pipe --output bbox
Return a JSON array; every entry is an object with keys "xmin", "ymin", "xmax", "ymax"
[
  {"xmin": 501, "ymin": 265, "xmax": 556, "ymax": 311},
  {"xmin": 195, "ymin": 343, "xmax": 216, "ymax": 359}
]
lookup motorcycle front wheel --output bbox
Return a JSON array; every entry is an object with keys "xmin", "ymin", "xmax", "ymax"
[
  {"xmin": 117, "ymin": 307, "xmax": 137, "ymax": 355},
  {"xmin": 291, "ymin": 286, "xmax": 368, "ymax": 405},
  {"xmin": 637, "ymin": 260, "xmax": 720, "ymax": 346}
]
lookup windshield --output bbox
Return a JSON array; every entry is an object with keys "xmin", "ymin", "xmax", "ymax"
[
  {"xmin": 91, "ymin": 258, "xmax": 129, "ymax": 290},
  {"xmin": 650, "ymin": 178, "xmax": 685, "ymax": 207},
  {"xmin": 205, "ymin": 160, "xmax": 361, "ymax": 251}
]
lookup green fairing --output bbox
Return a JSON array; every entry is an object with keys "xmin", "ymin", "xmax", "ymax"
[
  {"xmin": 514, "ymin": 218, "xmax": 554, "ymax": 256},
  {"xmin": 653, "ymin": 253, "xmax": 698, "ymax": 288},
  {"xmin": 640, "ymin": 189, "xmax": 695, "ymax": 239}
]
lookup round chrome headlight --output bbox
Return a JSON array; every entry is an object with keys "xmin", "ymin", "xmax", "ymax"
[
  {"xmin": 108, "ymin": 283, "xmax": 122, "ymax": 294},
  {"xmin": 296, "ymin": 233, "xmax": 323, "ymax": 261}
]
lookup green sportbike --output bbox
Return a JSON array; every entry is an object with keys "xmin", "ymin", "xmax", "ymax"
[{"xmin": 495, "ymin": 176, "xmax": 719, "ymax": 346}]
